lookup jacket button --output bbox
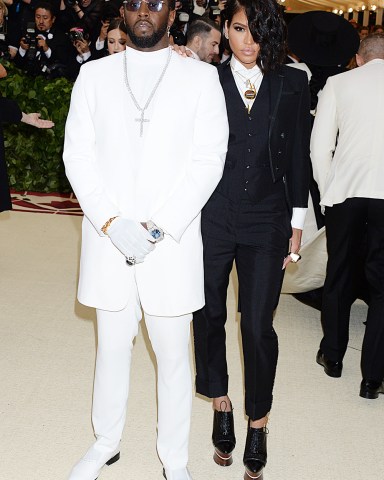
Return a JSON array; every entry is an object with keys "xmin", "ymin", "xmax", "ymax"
[
  {"xmin": 248, "ymin": 116, "xmax": 252, "ymax": 121},
  {"xmin": 280, "ymin": 132, "xmax": 285, "ymax": 138},
  {"xmin": 246, "ymin": 165, "xmax": 250, "ymax": 169},
  {"xmin": 248, "ymin": 148, "xmax": 251, "ymax": 153},
  {"xmin": 278, "ymin": 150, "xmax": 282, "ymax": 155}
]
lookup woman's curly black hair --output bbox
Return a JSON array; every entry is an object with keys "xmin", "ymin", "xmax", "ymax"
[{"xmin": 225, "ymin": 0, "xmax": 287, "ymax": 73}]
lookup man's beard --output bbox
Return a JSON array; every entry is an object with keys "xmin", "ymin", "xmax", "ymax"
[{"xmin": 126, "ymin": 21, "xmax": 168, "ymax": 49}]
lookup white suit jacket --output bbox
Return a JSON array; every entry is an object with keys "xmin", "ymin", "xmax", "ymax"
[
  {"xmin": 311, "ymin": 58, "xmax": 384, "ymax": 207},
  {"xmin": 63, "ymin": 48, "xmax": 229, "ymax": 315}
]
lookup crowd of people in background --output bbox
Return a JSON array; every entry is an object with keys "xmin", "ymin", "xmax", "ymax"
[{"xmin": 1, "ymin": 0, "xmax": 383, "ymax": 82}]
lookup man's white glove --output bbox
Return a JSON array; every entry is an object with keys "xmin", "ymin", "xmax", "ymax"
[{"xmin": 107, "ymin": 217, "xmax": 155, "ymax": 264}]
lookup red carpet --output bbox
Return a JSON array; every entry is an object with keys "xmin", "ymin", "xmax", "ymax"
[{"xmin": 11, "ymin": 190, "xmax": 82, "ymax": 215}]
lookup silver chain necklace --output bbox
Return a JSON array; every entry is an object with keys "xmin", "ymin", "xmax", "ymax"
[{"xmin": 123, "ymin": 47, "xmax": 172, "ymax": 137}]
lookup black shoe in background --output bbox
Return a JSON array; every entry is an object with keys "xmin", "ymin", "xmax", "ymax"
[
  {"xmin": 360, "ymin": 379, "xmax": 384, "ymax": 399},
  {"xmin": 316, "ymin": 349, "xmax": 343, "ymax": 378}
]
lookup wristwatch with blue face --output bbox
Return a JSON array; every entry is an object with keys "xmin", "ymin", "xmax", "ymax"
[{"xmin": 146, "ymin": 220, "xmax": 164, "ymax": 242}]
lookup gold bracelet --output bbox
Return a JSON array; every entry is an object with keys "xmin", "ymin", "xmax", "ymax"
[{"xmin": 101, "ymin": 216, "xmax": 118, "ymax": 235}]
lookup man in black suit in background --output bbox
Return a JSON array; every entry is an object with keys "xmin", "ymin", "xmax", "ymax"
[{"xmin": 15, "ymin": 2, "xmax": 71, "ymax": 77}]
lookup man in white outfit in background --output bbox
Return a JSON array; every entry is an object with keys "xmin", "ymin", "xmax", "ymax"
[
  {"xmin": 63, "ymin": 0, "xmax": 229, "ymax": 477},
  {"xmin": 311, "ymin": 34, "xmax": 384, "ymax": 399}
]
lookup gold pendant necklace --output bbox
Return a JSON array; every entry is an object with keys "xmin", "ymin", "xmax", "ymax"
[
  {"xmin": 244, "ymin": 79, "xmax": 257, "ymax": 100},
  {"xmin": 233, "ymin": 69, "xmax": 260, "ymax": 99}
]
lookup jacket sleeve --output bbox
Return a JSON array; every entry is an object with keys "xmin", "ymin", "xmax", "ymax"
[
  {"xmin": 63, "ymin": 67, "xmax": 121, "ymax": 235},
  {"xmin": 290, "ymin": 73, "xmax": 311, "ymax": 210},
  {"xmin": 0, "ymin": 97, "xmax": 23, "ymax": 124},
  {"xmin": 310, "ymin": 78, "xmax": 338, "ymax": 199}
]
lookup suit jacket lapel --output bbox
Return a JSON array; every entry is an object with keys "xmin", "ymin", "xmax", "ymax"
[{"xmin": 267, "ymin": 69, "xmax": 284, "ymax": 141}]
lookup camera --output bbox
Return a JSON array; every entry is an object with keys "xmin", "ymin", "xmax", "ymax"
[
  {"xmin": 64, "ymin": 0, "xmax": 78, "ymax": 8},
  {"xmin": 24, "ymin": 22, "xmax": 38, "ymax": 61},
  {"xmin": 69, "ymin": 28, "xmax": 85, "ymax": 43}
]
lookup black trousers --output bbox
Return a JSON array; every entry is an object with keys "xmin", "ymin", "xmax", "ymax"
[
  {"xmin": 193, "ymin": 186, "xmax": 290, "ymax": 420},
  {"xmin": 320, "ymin": 198, "xmax": 384, "ymax": 381}
]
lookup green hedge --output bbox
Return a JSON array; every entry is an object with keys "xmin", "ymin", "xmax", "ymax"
[{"xmin": 1, "ymin": 62, "xmax": 73, "ymax": 192}]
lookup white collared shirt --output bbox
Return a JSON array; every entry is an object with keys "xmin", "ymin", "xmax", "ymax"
[{"xmin": 230, "ymin": 55, "xmax": 263, "ymax": 111}]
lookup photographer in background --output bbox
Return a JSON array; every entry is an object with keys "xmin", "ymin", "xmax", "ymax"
[
  {"xmin": 5, "ymin": 0, "xmax": 37, "ymax": 58},
  {"xmin": 58, "ymin": 0, "xmax": 103, "ymax": 42},
  {"xmin": 15, "ymin": 2, "xmax": 71, "ymax": 77},
  {"xmin": 93, "ymin": 0, "xmax": 123, "ymax": 58},
  {"xmin": 93, "ymin": 17, "xmax": 127, "ymax": 57},
  {"xmin": 65, "ymin": 26, "xmax": 93, "ymax": 79}
]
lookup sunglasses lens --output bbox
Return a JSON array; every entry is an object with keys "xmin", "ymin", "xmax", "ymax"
[
  {"xmin": 126, "ymin": 0, "xmax": 140, "ymax": 10},
  {"xmin": 148, "ymin": 1, "xmax": 163, "ymax": 11},
  {"xmin": 125, "ymin": 0, "xmax": 163, "ymax": 10}
]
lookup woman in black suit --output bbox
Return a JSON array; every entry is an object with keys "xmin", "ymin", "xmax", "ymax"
[
  {"xmin": 192, "ymin": 1, "xmax": 311, "ymax": 478},
  {"xmin": 0, "ymin": 64, "xmax": 54, "ymax": 212}
]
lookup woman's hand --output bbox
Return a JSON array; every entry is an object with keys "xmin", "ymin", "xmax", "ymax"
[
  {"xmin": 75, "ymin": 38, "xmax": 90, "ymax": 54},
  {"xmin": 170, "ymin": 44, "xmax": 193, "ymax": 58},
  {"xmin": 0, "ymin": 64, "xmax": 7, "ymax": 78},
  {"xmin": 282, "ymin": 227, "xmax": 302, "ymax": 269},
  {"xmin": 99, "ymin": 20, "xmax": 109, "ymax": 41},
  {"xmin": 21, "ymin": 113, "xmax": 55, "ymax": 129}
]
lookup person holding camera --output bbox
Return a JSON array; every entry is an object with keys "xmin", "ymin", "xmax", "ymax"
[
  {"xmin": 65, "ymin": 26, "xmax": 93, "ymax": 79},
  {"xmin": 15, "ymin": 2, "xmax": 71, "ymax": 77},
  {"xmin": 5, "ymin": 0, "xmax": 40, "ymax": 58},
  {"xmin": 92, "ymin": 17, "xmax": 127, "ymax": 58},
  {"xmin": 93, "ymin": 0, "xmax": 125, "ymax": 58},
  {"xmin": 58, "ymin": 0, "xmax": 103, "ymax": 42}
]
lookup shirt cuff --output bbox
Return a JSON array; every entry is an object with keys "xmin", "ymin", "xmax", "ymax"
[
  {"xmin": 291, "ymin": 207, "xmax": 307, "ymax": 230},
  {"xmin": 82, "ymin": 50, "xmax": 91, "ymax": 61},
  {"xmin": 95, "ymin": 38, "xmax": 105, "ymax": 50}
]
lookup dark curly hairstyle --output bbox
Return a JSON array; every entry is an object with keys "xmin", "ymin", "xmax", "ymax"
[{"xmin": 224, "ymin": 0, "xmax": 287, "ymax": 73}]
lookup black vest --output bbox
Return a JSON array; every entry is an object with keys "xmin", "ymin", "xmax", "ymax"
[{"xmin": 216, "ymin": 64, "xmax": 283, "ymax": 204}]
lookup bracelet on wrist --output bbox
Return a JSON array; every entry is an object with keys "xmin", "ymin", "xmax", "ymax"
[{"xmin": 101, "ymin": 216, "xmax": 118, "ymax": 235}]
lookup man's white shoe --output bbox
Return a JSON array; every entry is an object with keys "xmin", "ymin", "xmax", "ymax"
[
  {"xmin": 68, "ymin": 445, "xmax": 120, "ymax": 480},
  {"xmin": 163, "ymin": 467, "xmax": 192, "ymax": 480}
]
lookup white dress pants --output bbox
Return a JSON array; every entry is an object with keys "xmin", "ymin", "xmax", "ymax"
[{"xmin": 92, "ymin": 280, "xmax": 192, "ymax": 472}]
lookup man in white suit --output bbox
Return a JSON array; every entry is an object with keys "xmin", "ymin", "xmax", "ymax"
[
  {"xmin": 63, "ymin": 0, "xmax": 229, "ymax": 477},
  {"xmin": 311, "ymin": 33, "xmax": 384, "ymax": 400}
]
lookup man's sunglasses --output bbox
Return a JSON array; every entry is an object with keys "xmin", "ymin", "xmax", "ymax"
[{"xmin": 123, "ymin": 0, "xmax": 165, "ymax": 12}]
